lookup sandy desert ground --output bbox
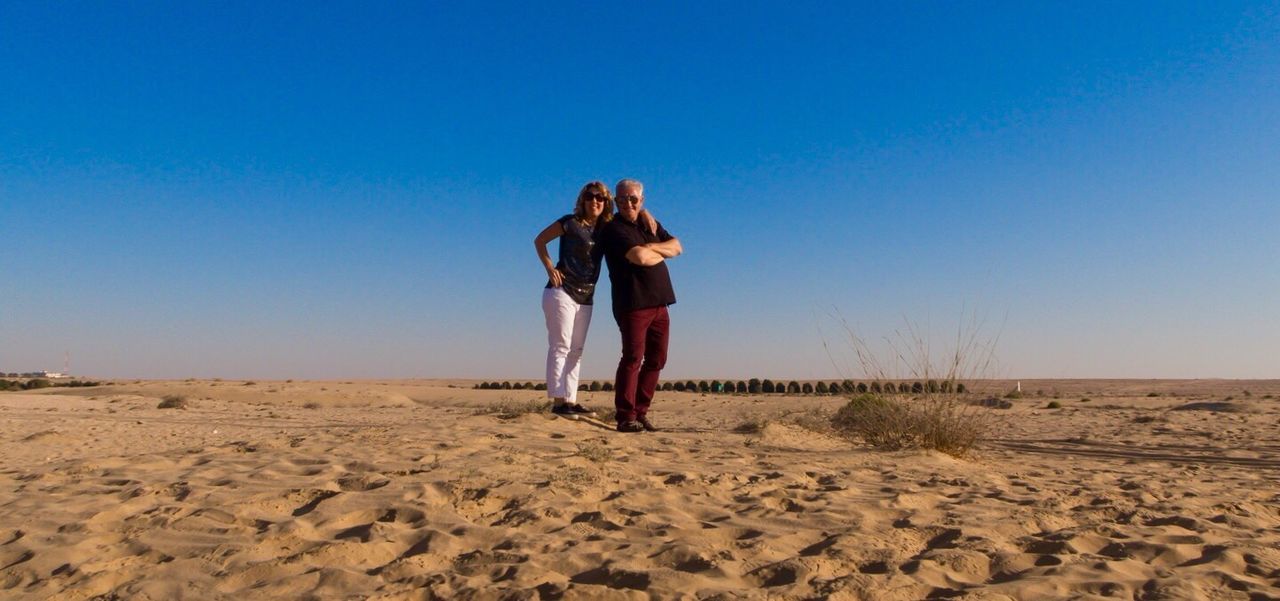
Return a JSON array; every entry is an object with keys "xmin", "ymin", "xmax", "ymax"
[{"xmin": 1, "ymin": 379, "xmax": 1278, "ymax": 600}]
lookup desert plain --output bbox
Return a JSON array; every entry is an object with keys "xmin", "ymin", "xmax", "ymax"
[{"xmin": 1, "ymin": 379, "xmax": 1278, "ymax": 600}]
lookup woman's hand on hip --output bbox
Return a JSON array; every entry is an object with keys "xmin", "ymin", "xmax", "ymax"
[{"xmin": 546, "ymin": 266, "xmax": 564, "ymax": 287}]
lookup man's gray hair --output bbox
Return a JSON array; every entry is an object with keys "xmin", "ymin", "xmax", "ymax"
[{"xmin": 615, "ymin": 178, "xmax": 644, "ymax": 197}]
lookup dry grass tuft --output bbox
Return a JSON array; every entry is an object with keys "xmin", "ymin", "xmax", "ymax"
[
  {"xmin": 475, "ymin": 398, "xmax": 551, "ymax": 419},
  {"xmin": 735, "ymin": 407, "xmax": 834, "ymax": 435},
  {"xmin": 820, "ymin": 308, "xmax": 1003, "ymax": 458},
  {"xmin": 595, "ymin": 406, "xmax": 618, "ymax": 424},
  {"xmin": 157, "ymin": 395, "xmax": 189, "ymax": 409},
  {"xmin": 574, "ymin": 440, "xmax": 612, "ymax": 463},
  {"xmin": 830, "ymin": 393, "xmax": 989, "ymax": 457}
]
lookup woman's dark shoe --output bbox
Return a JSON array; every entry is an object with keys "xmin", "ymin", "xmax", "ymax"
[
  {"xmin": 637, "ymin": 416, "xmax": 659, "ymax": 432},
  {"xmin": 616, "ymin": 421, "xmax": 644, "ymax": 433}
]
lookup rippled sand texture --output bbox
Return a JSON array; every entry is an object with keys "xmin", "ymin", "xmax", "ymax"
[{"xmin": 1, "ymin": 379, "xmax": 1278, "ymax": 600}]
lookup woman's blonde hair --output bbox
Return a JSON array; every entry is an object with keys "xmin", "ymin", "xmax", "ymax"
[{"xmin": 574, "ymin": 181, "xmax": 614, "ymax": 224}]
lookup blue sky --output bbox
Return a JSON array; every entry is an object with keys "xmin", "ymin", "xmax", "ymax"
[{"xmin": 2, "ymin": 1, "xmax": 1277, "ymax": 380}]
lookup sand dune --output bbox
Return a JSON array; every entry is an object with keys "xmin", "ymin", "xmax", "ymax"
[{"xmin": 1, "ymin": 380, "xmax": 1278, "ymax": 599}]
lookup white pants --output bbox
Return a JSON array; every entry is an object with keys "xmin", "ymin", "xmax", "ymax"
[{"xmin": 542, "ymin": 287, "xmax": 593, "ymax": 403}]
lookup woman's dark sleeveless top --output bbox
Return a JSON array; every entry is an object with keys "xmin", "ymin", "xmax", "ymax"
[{"xmin": 546, "ymin": 214, "xmax": 604, "ymax": 305}]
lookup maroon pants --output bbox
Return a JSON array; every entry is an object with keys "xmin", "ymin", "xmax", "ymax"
[{"xmin": 613, "ymin": 306, "xmax": 669, "ymax": 423}]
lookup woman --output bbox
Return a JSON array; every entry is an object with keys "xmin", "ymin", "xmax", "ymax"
[{"xmin": 534, "ymin": 181, "xmax": 613, "ymax": 416}]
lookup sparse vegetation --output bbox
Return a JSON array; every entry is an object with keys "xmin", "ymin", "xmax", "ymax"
[
  {"xmin": 1147, "ymin": 392, "xmax": 1160, "ymax": 397},
  {"xmin": 303, "ymin": 401, "xmax": 320, "ymax": 409},
  {"xmin": 475, "ymin": 398, "xmax": 550, "ymax": 418},
  {"xmin": 158, "ymin": 395, "xmax": 188, "ymax": 409},
  {"xmin": 574, "ymin": 440, "xmax": 611, "ymax": 463},
  {"xmin": 1004, "ymin": 390, "xmax": 1022, "ymax": 399},
  {"xmin": 1080, "ymin": 397, "xmax": 1092, "ymax": 402},
  {"xmin": 1046, "ymin": 401, "xmax": 1062, "ymax": 409}
]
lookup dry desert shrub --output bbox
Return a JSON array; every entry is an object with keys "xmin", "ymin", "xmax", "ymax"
[
  {"xmin": 829, "ymin": 393, "xmax": 989, "ymax": 457},
  {"xmin": 157, "ymin": 395, "xmax": 188, "ymax": 409},
  {"xmin": 821, "ymin": 309, "xmax": 1003, "ymax": 458}
]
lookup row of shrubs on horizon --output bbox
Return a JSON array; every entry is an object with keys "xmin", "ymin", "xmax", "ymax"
[
  {"xmin": 474, "ymin": 378, "xmax": 967, "ymax": 395},
  {"xmin": 0, "ymin": 379, "xmax": 103, "ymax": 391}
]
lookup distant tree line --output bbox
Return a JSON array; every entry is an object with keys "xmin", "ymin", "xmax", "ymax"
[
  {"xmin": 472, "ymin": 379, "xmax": 965, "ymax": 395},
  {"xmin": 0, "ymin": 379, "xmax": 102, "ymax": 391}
]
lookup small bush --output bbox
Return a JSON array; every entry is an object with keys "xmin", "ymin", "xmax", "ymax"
[
  {"xmin": 244, "ymin": 381, "xmax": 256, "ymax": 386},
  {"xmin": 711, "ymin": 380, "xmax": 723, "ymax": 393},
  {"xmin": 673, "ymin": 381, "xmax": 686, "ymax": 392},
  {"xmin": 841, "ymin": 380, "xmax": 855, "ymax": 393},
  {"xmin": 1046, "ymin": 401, "xmax": 1062, "ymax": 409},
  {"xmin": 601, "ymin": 382, "xmax": 614, "ymax": 392},
  {"xmin": 787, "ymin": 381, "xmax": 800, "ymax": 394},
  {"xmin": 24, "ymin": 379, "xmax": 52, "ymax": 390},
  {"xmin": 501, "ymin": 381, "xmax": 512, "ymax": 390},
  {"xmin": 699, "ymin": 380, "xmax": 710, "ymax": 393},
  {"xmin": 831, "ymin": 393, "xmax": 988, "ymax": 457},
  {"xmin": 956, "ymin": 383, "xmax": 967, "ymax": 394},
  {"xmin": 735, "ymin": 381, "xmax": 747, "ymax": 393},
  {"xmin": 925, "ymin": 380, "xmax": 939, "ymax": 394},
  {"xmin": 1146, "ymin": 392, "xmax": 1160, "ymax": 397},
  {"xmin": 1004, "ymin": 390, "xmax": 1022, "ymax": 399},
  {"xmin": 1080, "ymin": 397, "xmax": 1092, "ymax": 402},
  {"xmin": 303, "ymin": 401, "xmax": 320, "ymax": 409},
  {"xmin": 589, "ymin": 381, "xmax": 601, "ymax": 392},
  {"xmin": 157, "ymin": 395, "xmax": 188, "ymax": 409},
  {"xmin": 856, "ymin": 382, "xmax": 868, "ymax": 394},
  {"xmin": 869, "ymin": 382, "xmax": 882, "ymax": 394},
  {"xmin": 801, "ymin": 382, "xmax": 813, "ymax": 394},
  {"xmin": 815, "ymin": 381, "xmax": 829, "ymax": 394},
  {"xmin": 911, "ymin": 381, "xmax": 924, "ymax": 394},
  {"xmin": 535, "ymin": 382, "xmax": 547, "ymax": 391},
  {"xmin": 661, "ymin": 382, "xmax": 674, "ymax": 391},
  {"xmin": 898, "ymin": 382, "xmax": 911, "ymax": 394},
  {"xmin": 761, "ymin": 379, "xmax": 774, "ymax": 393}
]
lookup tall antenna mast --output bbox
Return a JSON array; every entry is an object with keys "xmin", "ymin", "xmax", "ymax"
[{"xmin": 65, "ymin": 351, "xmax": 71, "ymax": 376}]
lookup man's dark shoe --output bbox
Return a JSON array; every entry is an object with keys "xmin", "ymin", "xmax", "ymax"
[
  {"xmin": 551, "ymin": 404, "xmax": 575, "ymax": 417},
  {"xmin": 616, "ymin": 421, "xmax": 644, "ymax": 433},
  {"xmin": 637, "ymin": 416, "xmax": 659, "ymax": 432},
  {"xmin": 567, "ymin": 404, "xmax": 595, "ymax": 415}
]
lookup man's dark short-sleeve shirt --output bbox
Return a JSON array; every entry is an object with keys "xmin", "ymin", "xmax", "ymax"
[{"xmin": 600, "ymin": 216, "xmax": 677, "ymax": 314}]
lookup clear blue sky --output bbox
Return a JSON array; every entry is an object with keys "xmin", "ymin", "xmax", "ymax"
[{"xmin": 2, "ymin": 1, "xmax": 1277, "ymax": 380}]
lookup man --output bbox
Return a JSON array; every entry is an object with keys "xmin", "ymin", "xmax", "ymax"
[{"xmin": 599, "ymin": 179, "xmax": 682, "ymax": 433}]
